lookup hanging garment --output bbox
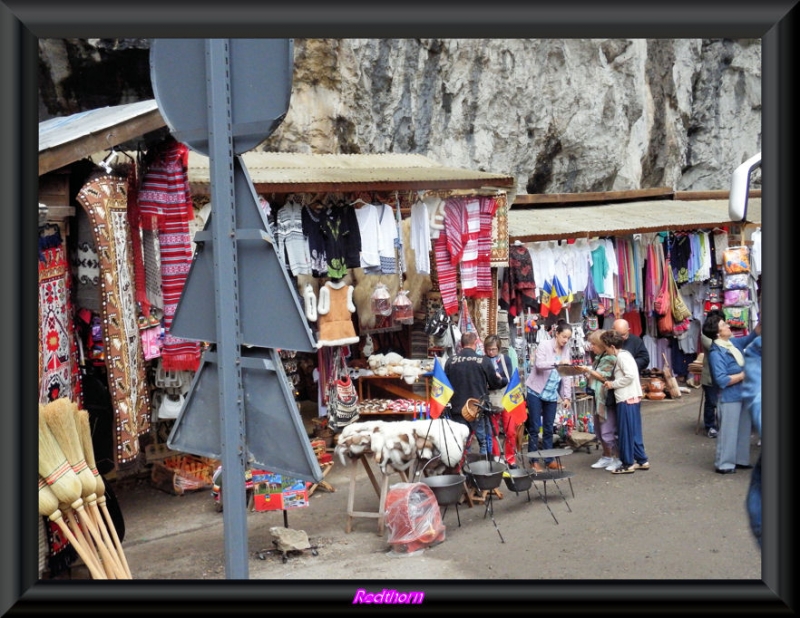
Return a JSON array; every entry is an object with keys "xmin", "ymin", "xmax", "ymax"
[
  {"xmin": 354, "ymin": 202, "xmax": 382, "ymax": 273},
  {"xmin": 38, "ymin": 225, "xmax": 82, "ymax": 406},
  {"xmin": 76, "ymin": 174, "xmax": 151, "ymax": 467},
  {"xmin": 316, "ymin": 280, "xmax": 360, "ymax": 348},
  {"xmin": 321, "ymin": 204, "xmax": 361, "ymax": 279},
  {"xmin": 589, "ymin": 240, "xmax": 609, "ymax": 297},
  {"xmin": 500, "ymin": 243, "xmax": 539, "ymax": 317},
  {"xmin": 275, "ymin": 198, "xmax": 312, "ymax": 276},
  {"xmin": 409, "ymin": 197, "xmax": 431, "ymax": 274},
  {"xmin": 137, "ymin": 138, "xmax": 202, "ymax": 372},
  {"xmin": 302, "ymin": 202, "xmax": 328, "ymax": 277},
  {"xmin": 433, "ymin": 231, "xmax": 460, "ymax": 316}
]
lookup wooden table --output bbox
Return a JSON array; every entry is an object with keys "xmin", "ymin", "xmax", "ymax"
[
  {"xmin": 345, "ymin": 454, "xmax": 409, "ymax": 536},
  {"xmin": 357, "ymin": 375, "xmax": 430, "ymax": 402}
]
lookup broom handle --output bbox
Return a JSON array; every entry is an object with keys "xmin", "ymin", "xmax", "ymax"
[
  {"xmin": 87, "ymin": 499, "xmax": 128, "ymax": 578},
  {"xmin": 62, "ymin": 506, "xmax": 105, "ymax": 577},
  {"xmin": 50, "ymin": 512, "xmax": 108, "ymax": 580},
  {"xmin": 72, "ymin": 502, "xmax": 127, "ymax": 579},
  {"xmin": 97, "ymin": 496, "xmax": 132, "ymax": 578}
]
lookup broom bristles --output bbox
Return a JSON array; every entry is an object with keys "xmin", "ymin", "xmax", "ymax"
[
  {"xmin": 74, "ymin": 408, "xmax": 105, "ymax": 498},
  {"xmin": 39, "ymin": 412, "xmax": 83, "ymax": 505},
  {"xmin": 43, "ymin": 398, "xmax": 97, "ymax": 500},
  {"xmin": 38, "ymin": 476, "xmax": 60, "ymax": 517}
]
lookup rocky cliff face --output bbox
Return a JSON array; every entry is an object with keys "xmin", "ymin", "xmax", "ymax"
[{"xmin": 39, "ymin": 38, "xmax": 762, "ymax": 195}]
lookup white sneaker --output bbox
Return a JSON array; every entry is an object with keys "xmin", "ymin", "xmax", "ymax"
[
  {"xmin": 591, "ymin": 456, "xmax": 613, "ymax": 469},
  {"xmin": 605, "ymin": 458, "xmax": 622, "ymax": 471}
]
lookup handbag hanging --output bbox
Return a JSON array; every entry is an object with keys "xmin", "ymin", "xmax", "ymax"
[
  {"xmin": 653, "ymin": 259, "xmax": 672, "ymax": 317},
  {"xmin": 668, "ymin": 265, "xmax": 692, "ymax": 322},
  {"xmin": 327, "ymin": 347, "xmax": 360, "ymax": 430}
]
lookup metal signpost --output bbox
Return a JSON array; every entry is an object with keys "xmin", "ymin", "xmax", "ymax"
[{"xmin": 150, "ymin": 39, "xmax": 321, "ymax": 579}]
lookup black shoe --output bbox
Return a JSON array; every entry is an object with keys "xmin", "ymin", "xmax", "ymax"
[
  {"xmin": 715, "ymin": 468, "xmax": 736, "ymax": 475},
  {"xmin": 735, "ymin": 464, "xmax": 754, "ymax": 470}
]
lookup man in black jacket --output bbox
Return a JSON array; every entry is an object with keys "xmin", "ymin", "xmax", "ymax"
[
  {"xmin": 445, "ymin": 332, "xmax": 508, "ymax": 456},
  {"xmin": 613, "ymin": 318, "xmax": 650, "ymax": 374}
]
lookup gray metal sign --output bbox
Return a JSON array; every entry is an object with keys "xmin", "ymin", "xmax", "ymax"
[{"xmin": 150, "ymin": 39, "xmax": 293, "ymax": 155}]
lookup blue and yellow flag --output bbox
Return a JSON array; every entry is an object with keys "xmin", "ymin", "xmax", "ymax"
[
  {"xmin": 428, "ymin": 356, "xmax": 454, "ymax": 419},
  {"xmin": 501, "ymin": 368, "xmax": 528, "ymax": 424},
  {"xmin": 539, "ymin": 278, "xmax": 553, "ymax": 317}
]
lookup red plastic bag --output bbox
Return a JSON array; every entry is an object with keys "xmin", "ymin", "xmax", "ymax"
[{"xmin": 384, "ymin": 483, "xmax": 445, "ymax": 553}]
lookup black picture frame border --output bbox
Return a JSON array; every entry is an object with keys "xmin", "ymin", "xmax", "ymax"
[{"xmin": 2, "ymin": 1, "xmax": 795, "ymax": 613}]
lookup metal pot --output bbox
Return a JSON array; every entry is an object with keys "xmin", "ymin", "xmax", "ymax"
[
  {"xmin": 465, "ymin": 460, "xmax": 507, "ymax": 490},
  {"xmin": 421, "ymin": 474, "xmax": 466, "ymax": 506},
  {"xmin": 503, "ymin": 468, "xmax": 533, "ymax": 493}
]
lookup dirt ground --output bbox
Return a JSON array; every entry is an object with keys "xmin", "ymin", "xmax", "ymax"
[{"xmin": 63, "ymin": 387, "xmax": 761, "ymax": 588}]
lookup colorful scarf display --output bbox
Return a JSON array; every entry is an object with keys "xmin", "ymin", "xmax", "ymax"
[
  {"xmin": 38, "ymin": 224, "xmax": 81, "ymax": 405},
  {"xmin": 137, "ymin": 138, "xmax": 201, "ymax": 372},
  {"xmin": 76, "ymin": 174, "xmax": 150, "ymax": 467}
]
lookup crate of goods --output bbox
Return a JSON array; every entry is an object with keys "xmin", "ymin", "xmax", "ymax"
[{"xmin": 151, "ymin": 453, "xmax": 220, "ymax": 495}]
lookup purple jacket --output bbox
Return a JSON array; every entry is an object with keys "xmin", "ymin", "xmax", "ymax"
[{"xmin": 524, "ymin": 337, "xmax": 573, "ymax": 401}]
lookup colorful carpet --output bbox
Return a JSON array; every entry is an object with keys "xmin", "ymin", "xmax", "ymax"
[
  {"xmin": 38, "ymin": 224, "xmax": 81, "ymax": 406},
  {"xmin": 76, "ymin": 173, "xmax": 150, "ymax": 467}
]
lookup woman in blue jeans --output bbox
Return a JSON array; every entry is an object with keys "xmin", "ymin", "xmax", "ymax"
[{"xmin": 524, "ymin": 321, "xmax": 573, "ymax": 472}]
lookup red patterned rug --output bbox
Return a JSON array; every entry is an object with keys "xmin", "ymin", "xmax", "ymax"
[
  {"xmin": 38, "ymin": 224, "xmax": 81, "ymax": 405},
  {"xmin": 76, "ymin": 174, "xmax": 150, "ymax": 468}
]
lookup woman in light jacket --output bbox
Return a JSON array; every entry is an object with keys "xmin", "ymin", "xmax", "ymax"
[
  {"xmin": 600, "ymin": 330, "xmax": 648, "ymax": 474},
  {"xmin": 703, "ymin": 312, "xmax": 761, "ymax": 474},
  {"xmin": 525, "ymin": 320, "xmax": 573, "ymax": 471}
]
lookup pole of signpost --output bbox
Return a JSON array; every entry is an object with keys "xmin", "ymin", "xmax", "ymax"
[{"xmin": 206, "ymin": 39, "xmax": 250, "ymax": 579}]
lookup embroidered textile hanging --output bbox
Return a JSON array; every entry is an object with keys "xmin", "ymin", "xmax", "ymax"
[
  {"xmin": 137, "ymin": 138, "xmax": 201, "ymax": 371},
  {"xmin": 76, "ymin": 174, "xmax": 150, "ymax": 467},
  {"xmin": 38, "ymin": 225, "xmax": 81, "ymax": 406}
]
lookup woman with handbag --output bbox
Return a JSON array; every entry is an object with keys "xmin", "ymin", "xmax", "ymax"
[
  {"xmin": 600, "ymin": 329, "xmax": 649, "ymax": 474},
  {"xmin": 703, "ymin": 312, "xmax": 761, "ymax": 474},
  {"xmin": 579, "ymin": 329, "xmax": 621, "ymax": 471},
  {"xmin": 524, "ymin": 320, "xmax": 573, "ymax": 472}
]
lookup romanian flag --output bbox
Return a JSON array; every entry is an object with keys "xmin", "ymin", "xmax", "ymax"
[
  {"xmin": 551, "ymin": 274, "xmax": 571, "ymax": 315},
  {"xmin": 539, "ymin": 278, "xmax": 553, "ymax": 317},
  {"xmin": 548, "ymin": 276, "xmax": 563, "ymax": 315},
  {"xmin": 428, "ymin": 356, "xmax": 454, "ymax": 419},
  {"xmin": 501, "ymin": 368, "xmax": 528, "ymax": 424}
]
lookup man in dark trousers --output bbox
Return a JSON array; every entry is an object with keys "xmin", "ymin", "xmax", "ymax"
[
  {"xmin": 445, "ymin": 332, "xmax": 508, "ymax": 457},
  {"xmin": 613, "ymin": 318, "xmax": 650, "ymax": 374}
]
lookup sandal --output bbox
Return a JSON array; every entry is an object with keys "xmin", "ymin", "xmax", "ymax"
[{"xmin": 611, "ymin": 464, "xmax": 635, "ymax": 474}]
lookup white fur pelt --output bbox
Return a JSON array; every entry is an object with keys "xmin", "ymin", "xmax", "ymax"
[
  {"xmin": 411, "ymin": 419, "xmax": 470, "ymax": 468},
  {"xmin": 333, "ymin": 418, "xmax": 469, "ymax": 475}
]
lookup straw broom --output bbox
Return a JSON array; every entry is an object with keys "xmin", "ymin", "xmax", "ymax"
[
  {"xmin": 41, "ymin": 399, "xmax": 127, "ymax": 579},
  {"xmin": 39, "ymin": 476, "xmax": 107, "ymax": 579},
  {"xmin": 74, "ymin": 406, "xmax": 132, "ymax": 578},
  {"xmin": 38, "ymin": 411, "xmax": 107, "ymax": 577}
]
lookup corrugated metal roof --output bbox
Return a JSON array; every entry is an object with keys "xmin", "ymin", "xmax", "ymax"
[
  {"xmin": 187, "ymin": 151, "xmax": 516, "ymax": 194},
  {"xmin": 508, "ymin": 198, "xmax": 762, "ymax": 241},
  {"xmin": 38, "ymin": 100, "xmax": 165, "ymax": 175}
]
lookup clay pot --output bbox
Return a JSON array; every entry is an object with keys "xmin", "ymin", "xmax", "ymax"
[
  {"xmin": 647, "ymin": 391, "xmax": 667, "ymax": 400},
  {"xmin": 648, "ymin": 378, "xmax": 666, "ymax": 393}
]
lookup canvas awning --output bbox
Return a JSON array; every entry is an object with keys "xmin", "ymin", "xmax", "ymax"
[
  {"xmin": 508, "ymin": 197, "xmax": 761, "ymax": 242},
  {"xmin": 186, "ymin": 151, "xmax": 516, "ymax": 195}
]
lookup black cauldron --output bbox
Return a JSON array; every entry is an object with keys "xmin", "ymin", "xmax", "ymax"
[
  {"xmin": 503, "ymin": 468, "xmax": 533, "ymax": 493},
  {"xmin": 465, "ymin": 460, "xmax": 506, "ymax": 491},
  {"xmin": 421, "ymin": 474, "xmax": 466, "ymax": 506}
]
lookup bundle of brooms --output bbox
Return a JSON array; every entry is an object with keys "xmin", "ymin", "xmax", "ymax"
[{"xmin": 39, "ymin": 398, "xmax": 132, "ymax": 579}]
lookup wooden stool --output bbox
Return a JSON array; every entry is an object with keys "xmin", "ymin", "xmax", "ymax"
[{"xmin": 308, "ymin": 462, "xmax": 335, "ymax": 497}]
